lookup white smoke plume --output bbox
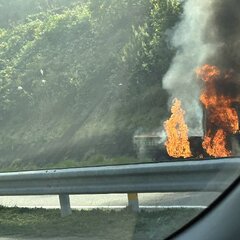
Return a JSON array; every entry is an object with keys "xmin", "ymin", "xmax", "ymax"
[{"xmin": 163, "ymin": 0, "xmax": 217, "ymax": 136}]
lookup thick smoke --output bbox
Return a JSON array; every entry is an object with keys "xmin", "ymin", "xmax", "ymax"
[
  {"xmin": 206, "ymin": 0, "xmax": 240, "ymax": 99},
  {"xmin": 163, "ymin": 0, "xmax": 240, "ymax": 135}
]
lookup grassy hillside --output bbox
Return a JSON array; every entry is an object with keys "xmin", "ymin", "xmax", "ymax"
[
  {"xmin": 0, "ymin": 0, "xmax": 80, "ymax": 28},
  {"xmin": 0, "ymin": 206, "xmax": 201, "ymax": 239},
  {"xmin": 0, "ymin": 0, "xmax": 182, "ymax": 170}
]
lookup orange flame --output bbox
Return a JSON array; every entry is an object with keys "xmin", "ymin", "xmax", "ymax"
[
  {"xmin": 202, "ymin": 129, "xmax": 231, "ymax": 157},
  {"xmin": 196, "ymin": 64, "xmax": 220, "ymax": 82},
  {"xmin": 197, "ymin": 64, "xmax": 239, "ymax": 157},
  {"xmin": 164, "ymin": 98, "xmax": 192, "ymax": 158}
]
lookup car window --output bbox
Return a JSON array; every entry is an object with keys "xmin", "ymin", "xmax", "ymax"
[{"xmin": 0, "ymin": 0, "xmax": 239, "ymax": 239}]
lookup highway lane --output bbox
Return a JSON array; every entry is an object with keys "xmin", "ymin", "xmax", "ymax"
[{"xmin": 0, "ymin": 192, "xmax": 220, "ymax": 209}]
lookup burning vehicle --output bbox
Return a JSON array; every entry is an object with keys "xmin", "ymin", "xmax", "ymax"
[
  {"xmin": 198, "ymin": 65, "xmax": 240, "ymax": 157},
  {"xmin": 135, "ymin": 0, "xmax": 240, "ymax": 161},
  {"xmin": 133, "ymin": 133, "xmax": 204, "ymax": 161},
  {"xmin": 134, "ymin": 65, "xmax": 240, "ymax": 161}
]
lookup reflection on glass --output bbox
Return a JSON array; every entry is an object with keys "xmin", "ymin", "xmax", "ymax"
[{"xmin": 0, "ymin": 0, "xmax": 239, "ymax": 239}]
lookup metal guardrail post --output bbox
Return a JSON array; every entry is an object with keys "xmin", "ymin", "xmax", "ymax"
[
  {"xmin": 59, "ymin": 194, "xmax": 72, "ymax": 217},
  {"xmin": 127, "ymin": 193, "xmax": 139, "ymax": 212}
]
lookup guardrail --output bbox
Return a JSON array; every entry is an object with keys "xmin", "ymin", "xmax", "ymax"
[{"xmin": 0, "ymin": 158, "xmax": 239, "ymax": 216}]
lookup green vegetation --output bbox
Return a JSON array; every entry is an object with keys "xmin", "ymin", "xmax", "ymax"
[
  {"xmin": 0, "ymin": 206, "xmax": 201, "ymax": 239},
  {"xmin": 0, "ymin": 0, "xmax": 79, "ymax": 28},
  {"xmin": 1, "ymin": 156, "xmax": 153, "ymax": 172},
  {"xmin": 0, "ymin": 0, "xmax": 182, "ymax": 170}
]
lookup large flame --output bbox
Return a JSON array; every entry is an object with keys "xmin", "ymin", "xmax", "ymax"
[
  {"xmin": 202, "ymin": 129, "xmax": 231, "ymax": 157},
  {"xmin": 164, "ymin": 98, "xmax": 192, "ymax": 158},
  {"xmin": 197, "ymin": 64, "xmax": 239, "ymax": 157}
]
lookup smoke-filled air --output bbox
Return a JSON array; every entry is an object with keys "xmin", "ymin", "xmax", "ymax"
[
  {"xmin": 163, "ymin": 0, "xmax": 240, "ymax": 136},
  {"xmin": 0, "ymin": 0, "xmax": 240, "ymax": 170}
]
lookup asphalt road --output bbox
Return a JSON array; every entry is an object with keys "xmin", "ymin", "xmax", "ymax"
[{"xmin": 0, "ymin": 192, "xmax": 220, "ymax": 209}]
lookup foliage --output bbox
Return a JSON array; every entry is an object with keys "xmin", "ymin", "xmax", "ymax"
[
  {"xmin": 0, "ymin": 0, "xmax": 80, "ymax": 28},
  {"xmin": 0, "ymin": 0, "xmax": 182, "ymax": 169},
  {"xmin": 118, "ymin": 0, "xmax": 182, "ymax": 116},
  {"xmin": 0, "ymin": 206, "xmax": 201, "ymax": 239}
]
